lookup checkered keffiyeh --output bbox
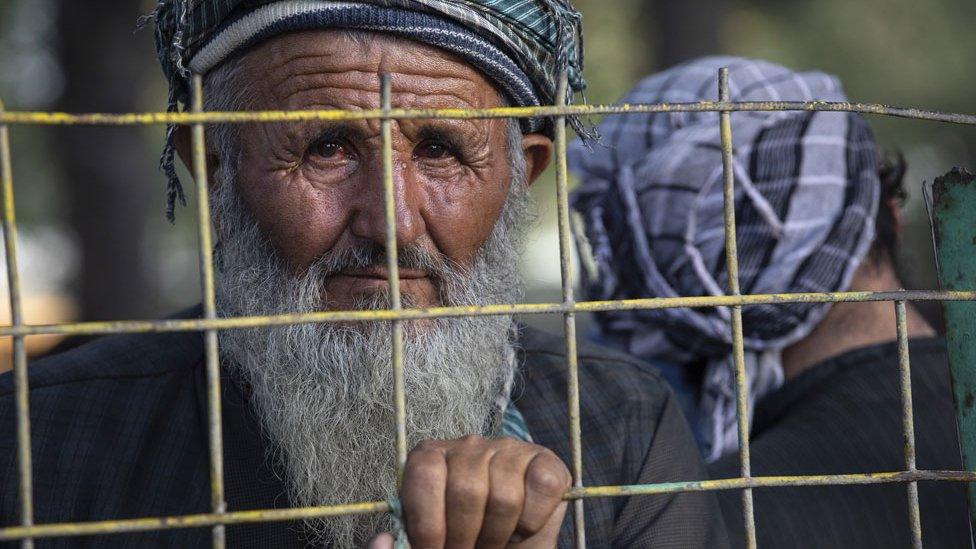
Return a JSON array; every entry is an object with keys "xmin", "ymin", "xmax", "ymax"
[
  {"xmin": 570, "ymin": 57, "xmax": 881, "ymax": 461},
  {"xmin": 148, "ymin": 0, "xmax": 586, "ymax": 220}
]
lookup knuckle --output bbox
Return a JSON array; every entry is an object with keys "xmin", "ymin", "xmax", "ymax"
[
  {"xmin": 526, "ymin": 458, "xmax": 571, "ymax": 497},
  {"xmin": 407, "ymin": 445, "xmax": 442, "ymax": 465},
  {"xmin": 415, "ymin": 461, "xmax": 446, "ymax": 483},
  {"xmin": 405, "ymin": 454, "xmax": 445, "ymax": 485},
  {"xmin": 447, "ymin": 475, "xmax": 489, "ymax": 505},
  {"xmin": 459, "ymin": 433, "xmax": 484, "ymax": 447},
  {"xmin": 412, "ymin": 439, "xmax": 439, "ymax": 453},
  {"xmin": 493, "ymin": 436, "xmax": 523, "ymax": 452},
  {"xmin": 487, "ymin": 485, "xmax": 523, "ymax": 515},
  {"xmin": 495, "ymin": 435, "xmax": 519, "ymax": 446}
]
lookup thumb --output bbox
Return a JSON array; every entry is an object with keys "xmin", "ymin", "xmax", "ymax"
[{"xmin": 367, "ymin": 532, "xmax": 396, "ymax": 549}]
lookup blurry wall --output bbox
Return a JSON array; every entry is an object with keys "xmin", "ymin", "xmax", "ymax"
[
  {"xmin": 57, "ymin": 1, "xmax": 164, "ymax": 322},
  {"xmin": 0, "ymin": 0, "xmax": 972, "ymax": 359}
]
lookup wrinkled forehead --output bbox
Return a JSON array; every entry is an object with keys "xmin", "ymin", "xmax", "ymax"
[{"xmin": 239, "ymin": 30, "xmax": 506, "ymax": 112}]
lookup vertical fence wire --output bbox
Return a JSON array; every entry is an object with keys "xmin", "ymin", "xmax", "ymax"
[
  {"xmin": 0, "ymin": 99, "xmax": 34, "ymax": 549},
  {"xmin": 0, "ymin": 69, "xmax": 972, "ymax": 547},
  {"xmin": 895, "ymin": 300, "xmax": 923, "ymax": 548},
  {"xmin": 553, "ymin": 71, "xmax": 587, "ymax": 548},
  {"xmin": 379, "ymin": 74, "xmax": 409, "ymax": 481},
  {"xmin": 718, "ymin": 67, "xmax": 758, "ymax": 549},
  {"xmin": 190, "ymin": 75, "xmax": 227, "ymax": 549}
]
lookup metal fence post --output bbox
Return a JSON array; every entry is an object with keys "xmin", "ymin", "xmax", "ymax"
[
  {"xmin": 0, "ymin": 97, "xmax": 35, "ymax": 549},
  {"xmin": 931, "ymin": 167, "xmax": 976, "ymax": 542}
]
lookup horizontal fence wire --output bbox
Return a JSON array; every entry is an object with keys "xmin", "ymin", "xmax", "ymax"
[
  {"xmin": 0, "ymin": 102, "xmax": 974, "ymax": 126},
  {"xmin": 1, "ymin": 72, "xmax": 975, "ymax": 548},
  {"xmin": 1, "ymin": 470, "xmax": 973, "ymax": 541},
  {"xmin": 0, "ymin": 291, "xmax": 973, "ymax": 339}
]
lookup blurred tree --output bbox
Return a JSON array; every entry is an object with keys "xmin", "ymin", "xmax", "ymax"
[
  {"xmin": 643, "ymin": 0, "xmax": 734, "ymax": 69},
  {"xmin": 55, "ymin": 0, "xmax": 161, "ymax": 320}
]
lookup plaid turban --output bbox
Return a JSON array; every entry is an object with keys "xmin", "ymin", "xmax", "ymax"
[
  {"xmin": 569, "ymin": 57, "xmax": 880, "ymax": 461},
  {"xmin": 149, "ymin": 0, "xmax": 586, "ymax": 220}
]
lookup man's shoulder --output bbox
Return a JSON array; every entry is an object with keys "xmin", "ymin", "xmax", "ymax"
[
  {"xmin": 514, "ymin": 327, "xmax": 705, "ymax": 549},
  {"xmin": 518, "ymin": 324, "xmax": 668, "ymax": 381},
  {"xmin": 0, "ymin": 317, "xmax": 211, "ymax": 534},
  {"xmin": 0, "ymin": 321, "xmax": 203, "ymax": 399},
  {"xmin": 516, "ymin": 325, "xmax": 672, "ymax": 409}
]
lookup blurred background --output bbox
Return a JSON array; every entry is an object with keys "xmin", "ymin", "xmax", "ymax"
[{"xmin": 0, "ymin": 0, "xmax": 974, "ymax": 366}]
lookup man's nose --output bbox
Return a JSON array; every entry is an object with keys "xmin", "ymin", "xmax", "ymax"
[{"xmin": 349, "ymin": 158, "xmax": 427, "ymax": 248}]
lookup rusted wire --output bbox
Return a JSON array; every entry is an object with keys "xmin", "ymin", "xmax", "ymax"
[
  {"xmin": 0, "ymin": 65, "xmax": 974, "ymax": 548},
  {"xmin": 1, "ymin": 97, "xmax": 34, "ymax": 549},
  {"xmin": 553, "ymin": 72, "xmax": 587, "ymax": 548},
  {"xmin": 0, "ymin": 101, "xmax": 974, "ymax": 126},
  {"xmin": 718, "ymin": 68, "xmax": 757, "ymax": 549},
  {"xmin": 379, "ymin": 73, "xmax": 409, "ymax": 484},
  {"xmin": 895, "ymin": 300, "xmax": 924, "ymax": 547},
  {"xmin": 190, "ymin": 75, "xmax": 227, "ymax": 549},
  {"xmin": 1, "ymin": 290, "xmax": 972, "ymax": 338},
  {"xmin": 1, "ymin": 470, "xmax": 972, "ymax": 542}
]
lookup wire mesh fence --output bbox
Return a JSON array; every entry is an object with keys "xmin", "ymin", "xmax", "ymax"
[{"xmin": 1, "ymin": 67, "xmax": 975, "ymax": 549}]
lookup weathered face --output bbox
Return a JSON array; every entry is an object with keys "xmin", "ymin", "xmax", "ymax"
[{"xmin": 194, "ymin": 30, "xmax": 551, "ymax": 310}]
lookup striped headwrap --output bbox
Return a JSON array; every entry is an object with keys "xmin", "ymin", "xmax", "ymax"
[
  {"xmin": 569, "ymin": 57, "xmax": 881, "ymax": 461},
  {"xmin": 148, "ymin": 0, "xmax": 586, "ymax": 220}
]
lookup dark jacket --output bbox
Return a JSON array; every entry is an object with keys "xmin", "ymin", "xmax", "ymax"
[
  {"xmin": 0, "ymin": 320, "xmax": 727, "ymax": 548},
  {"xmin": 710, "ymin": 338, "xmax": 971, "ymax": 548}
]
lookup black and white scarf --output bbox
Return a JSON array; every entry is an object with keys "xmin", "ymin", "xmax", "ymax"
[{"xmin": 569, "ymin": 56, "xmax": 880, "ymax": 461}]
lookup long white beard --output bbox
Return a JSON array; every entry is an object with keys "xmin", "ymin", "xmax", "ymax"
[{"xmin": 212, "ymin": 162, "xmax": 531, "ymax": 546}]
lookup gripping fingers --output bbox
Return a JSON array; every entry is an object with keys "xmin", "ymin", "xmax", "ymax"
[
  {"xmin": 475, "ymin": 443, "xmax": 537, "ymax": 548},
  {"xmin": 402, "ymin": 445, "xmax": 448, "ymax": 548},
  {"xmin": 444, "ymin": 436, "xmax": 493, "ymax": 548},
  {"xmin": 400, "ymin": 438, "xmax": 570, "ymax": 549},
  {"xmin": 509, "ymin": 502, "xmax": 568, "ymax": 549},
  {"xmin": 515, "ymin": 452, "xmax": 571, "ymax": 540}
]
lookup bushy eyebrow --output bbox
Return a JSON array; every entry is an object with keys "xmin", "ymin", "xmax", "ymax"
[
  {"xmin": 291, "ymin": 118, "xmax": 490, "ymax": 161},
  {"xmin": 308, "ymin": 121, "xmax": 370, "ymax": 145}
]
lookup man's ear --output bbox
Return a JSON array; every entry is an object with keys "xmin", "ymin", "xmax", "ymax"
[
  {"xmin": 521, "ymin": 133, "xmax": 553, "ymax": 186},
  {"xmin": 172, "ymin": 125, "xmax": 224, "ymax": 237},
  {"xmin": 887, "ymin": 195, "xmax": 904, "ymax": 235},
  {"xmin": 172, "ymin": 125, "xmax": 221, "ymax": 192}
]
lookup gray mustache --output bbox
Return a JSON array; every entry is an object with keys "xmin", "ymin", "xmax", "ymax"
[{"xmin": 312, "ymin": 242, "xmax": 453, "ymax": 279}]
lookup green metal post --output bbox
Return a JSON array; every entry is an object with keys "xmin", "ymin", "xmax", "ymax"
[{"xmin": 931, "ymin": 167, "xmax": 976, "ymax": 541}]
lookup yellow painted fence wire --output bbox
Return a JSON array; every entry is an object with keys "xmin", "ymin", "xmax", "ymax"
[{"xmin": 1, "ymin": 69, "xmax": 975, "ymax": 549}]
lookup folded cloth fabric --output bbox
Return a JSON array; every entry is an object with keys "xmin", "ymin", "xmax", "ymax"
[
  {"xmin": 148, "ymin": 0, "xmax": 587, "ymax": 219},
  {"xmin": 569, "ymin": 56, "xmax": 880, "ymax": 462}
]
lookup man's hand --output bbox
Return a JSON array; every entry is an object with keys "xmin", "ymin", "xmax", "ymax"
[{"xmin": 370, "ymin": 435, "xmax": 571, "ymax": 548}]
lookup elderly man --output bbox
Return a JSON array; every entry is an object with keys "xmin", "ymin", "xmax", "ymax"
[
  {"xmin": 0, "ymin": 1, "xmax": 726, "ymax": 547},
  {"xmin": 570, "ymin": 57, "xmax": 969, "ymax": 547}
]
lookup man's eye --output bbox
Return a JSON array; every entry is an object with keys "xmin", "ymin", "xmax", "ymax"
[
  {"xmin": 415, "ymin": 141, "xmax": 454, "ymax": 160},
  {"xmin": 311, "ymin": 140, "xmax": 348, "ymax": 160}
]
